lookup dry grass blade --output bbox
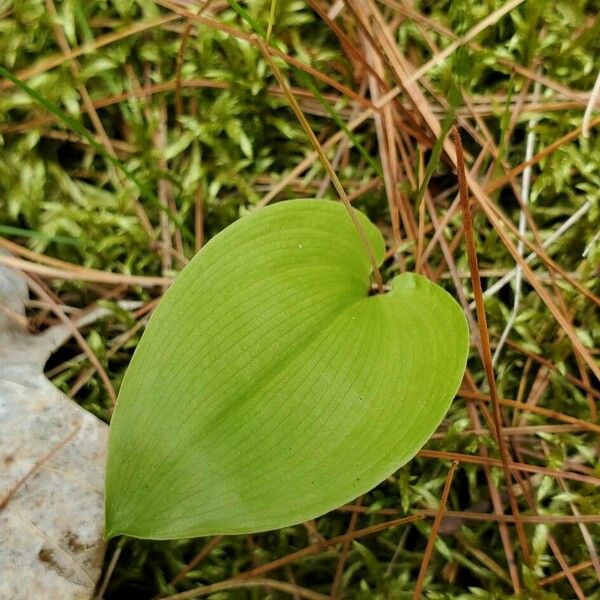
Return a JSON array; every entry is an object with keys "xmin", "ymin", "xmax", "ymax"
[
  {"xmin": 419, "ymin": 449, "xmax": 600, "ymax": 487},
  {"xmin": 452, "ymin": 126, "xmax": 531, "ymax": 567},
  {"xmin": 162, "ymin": 515, "xmax": 423, "ymax": 599},
  {"xmin": 24, "ymin": 274, "xmax": 117, "ymax": 405},
  {"xmin": 159, "ymin": 536, "xmax": 224, "ymax": 596},
  {"xmin": 0, "ymin": 248, "xmax": 170, "ymax": 288},
  {"xmin": 4, "ymin": 0, "xmax": 599, "ymax": 595},
  {"xmin": 165, "ymin": 577, "xmax": 328, "ymax": 600},
  {"xmin": 329, "ymin": 497, "xmax": 362, "ymax": 598},
  {"xmin": 412, "ymin": 461, "xmax": 459, "ymax": 599},
  {"xmin": 582, "ymin": 69, "xmax": 600, "ymax": 137},
  {"xmin": 540, "ymin": 561, "xmax": 595, "ymax": 586}
]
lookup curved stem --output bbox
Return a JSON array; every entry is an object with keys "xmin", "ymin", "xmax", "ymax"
[{"xmin": 255, "ymin": 36, "xmax": 384, "ymax": 293}]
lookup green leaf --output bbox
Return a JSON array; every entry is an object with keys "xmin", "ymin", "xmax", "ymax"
[{"xmin": 105, "ymin": 200, "xmax": 468, "ymax": 539}]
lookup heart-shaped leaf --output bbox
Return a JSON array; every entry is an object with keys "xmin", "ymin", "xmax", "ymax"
[{"xmin": 105, "ymin": 200, "xmax": 468, "ymax": 539}]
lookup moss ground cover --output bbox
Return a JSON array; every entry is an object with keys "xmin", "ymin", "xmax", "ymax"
[{"xmin": 1, "ymin": 0, "xmax": 599, "ymax": 597}]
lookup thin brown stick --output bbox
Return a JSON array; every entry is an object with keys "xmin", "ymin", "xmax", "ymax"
[
  {"xmin": 95, "ymin": 543, "xmax": 123, "ymax": 600},
  {"xmin": 339, "ymin": 505, "xmax": 600, "ymax": 524},
  {"xmin": 547, "ymin": 536, "xmax": 587, "ymax": 599},
  {"xmin": 174, "ymin": 0, "xmax": 216, "ymax": 117},
  {"xmin": 453, "ymin": 125, "xmax": 531, "ymax": 566},
  {"xmin": 418, "ymin": 449, "xmax": 600, "ymax": 486},
  {"xmin": 163, "ymin": 536, "xmax": 224, "ymax": 593},
  {"xmin": 421, "ymin": 164, "xmax": 519, "ymax": 589},
  {"xmin": 69, "ymin": 318, "xmax": 147, "ymax": 398},
  {"xmin": 239, "ymin": 514, "xmax": 422, "ymax": 581},
  {"xmin": 24, "ymin": 274, "xmax": 117, "ymax": 404},
  {"xmin": 0, "ymin": 250, "xmax": 169, "ymax": 288},
  {"xmin": 166, "ymin": 578, "xmax": 328, "ymax": 600},
  {"xmin": 412, "ymin": 461, "xmax": 458, "ymax": 599},
  {"xmin": 346, "ymin": 177, "xmax": 381, "ymax": 202},
  {"xmin": 329, "ymin": 497, "xmax": 362, "ymax": 598},
  {"xmin": 432, "ymin": 424, "xmax": 590, "ymax": 438},
  {"xmin": 162, "ymin": 514, "xmax": 423, "ymax": 600},
  {"xmin": 506, "ymin": 340, "xmax": 600, "ymax": 401},
  {"xmin": 464, "ymin": 394, "xmax": 520, "ymax": 592},
  {"xmin": 194, "ymin": 187, "xmax": 205, "ymax": 252},
  {"xmin": 460, "ymin": 389, "xmax": 600, "ymax": 434},
  {"xmin": 415, "ymin": 510, "xmax": 600, "ymax": 525},
  {"xmin": 456, "ymin": 534, "xmax": 512, "ymax": 584},
  {"xmin": 156, "ymin": 102, "xmax": 173, "ymax": 282},
  {"xmin": 540, "ymin": 561, "xmax": 594, "ymax": 586}
]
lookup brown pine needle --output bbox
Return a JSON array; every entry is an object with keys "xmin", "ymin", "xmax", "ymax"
[
  {"xmin": 330, "ymin": 497, "xmax": 362, "ymax": 598},
  {"xmin": 418, "ymin": 449, "xmax": 600, "ymax": 487},
  {"xmin": 540, "ymin": 561, "xmax": 594, "ymax": 586},
  {"xmin": 25, "ymin": 274, "xmax": 117, "ymax": 405},
  {"xmin": 412, "ymin": 461, "xmax": 459, "ymax": 599},
  {"xmin": 162, "ymin": 514, "xmax": 423, "ymax": 600},
  {"xmin": 0, "ymin": 248, "xmax": 170, "ymax": 288},
  {"xmin": 166, "ymin": 578, "xmax": 328, "ymax": 600},
  {"xmin": 452, "ymin": 126, "xmax": 532, "ymax": 569},
  {"xmin": 162, "ymin": 536, "xmax": 224, "ymax": 594}
]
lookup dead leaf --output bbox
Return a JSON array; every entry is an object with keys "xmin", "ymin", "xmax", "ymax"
[{"xmin": 0, "ymin": 259, "xmax": 107, "ymax": 599}]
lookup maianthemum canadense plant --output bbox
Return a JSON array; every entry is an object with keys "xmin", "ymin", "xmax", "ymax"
[{"xmin": 105, "ymin": 199, "xmax": 469, "ymax": 540}]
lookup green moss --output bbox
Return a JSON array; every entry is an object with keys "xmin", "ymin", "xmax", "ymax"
[{"xmin": 1, "ymin": 0, "xmax": 599, "ymax": 597}]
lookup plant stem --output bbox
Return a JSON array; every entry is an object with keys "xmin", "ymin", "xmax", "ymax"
[{"xmin": 255, "ymin": 36, "xmax": 384, "ymax": 293}]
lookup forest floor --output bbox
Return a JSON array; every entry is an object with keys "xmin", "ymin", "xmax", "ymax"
[{"xmin": 1, "ymin": 0, "xmax": 599, "ymax": 598}]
